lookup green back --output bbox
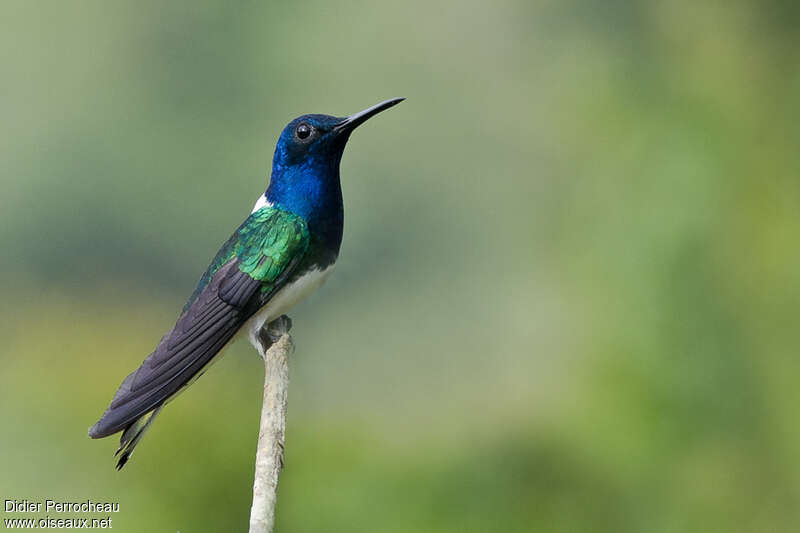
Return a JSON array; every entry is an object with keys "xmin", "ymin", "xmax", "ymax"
[{"xmin": 184, "ymin": 206, "xmax": 310, "ymax": 311}]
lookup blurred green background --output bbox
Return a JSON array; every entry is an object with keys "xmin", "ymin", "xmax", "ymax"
[{"xmin": 2, "ymin": 1, "xmax": 799, "ymax": 531}]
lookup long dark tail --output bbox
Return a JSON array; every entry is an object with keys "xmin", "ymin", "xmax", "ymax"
[{"xmin": 114, "ymin": 406, "xmax": 163, "ymax": 470}]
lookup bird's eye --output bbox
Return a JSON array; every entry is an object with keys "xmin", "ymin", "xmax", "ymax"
[{"xmin": 296, "ymin": 123, "xmax": 312, "ymax": 140}]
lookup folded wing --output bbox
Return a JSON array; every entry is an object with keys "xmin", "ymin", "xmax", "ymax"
[{"xmin": 88, "ymin": 206, "xmax": 310, "ymax": 468}]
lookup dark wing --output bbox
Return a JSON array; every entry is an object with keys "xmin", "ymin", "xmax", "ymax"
[{"xmin": 89, "ymin": 207, "xmax": 309, "ymax": 452}]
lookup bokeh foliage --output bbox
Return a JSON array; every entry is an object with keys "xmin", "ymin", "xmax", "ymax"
[{"xmin": 1, "ymin": 1, "xmax": 799, "ymax": 531}]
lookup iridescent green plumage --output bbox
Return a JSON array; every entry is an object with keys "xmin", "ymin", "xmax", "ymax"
[
  {"xmin": 237, "ymin": 206, "xmax": 310, "ymax": 283},
  {"xmin": 185, "ymin": 206, "xmax": 309, "ymax": 311}
]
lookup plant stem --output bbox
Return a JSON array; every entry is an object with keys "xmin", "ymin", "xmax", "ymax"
[{"xmin": 249, "ymin": 315, "xmax": 293, "ymax": 533}]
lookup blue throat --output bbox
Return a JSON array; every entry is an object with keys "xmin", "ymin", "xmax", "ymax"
[
  {"xmin": 265, "ymin": 144, "xmax": 345, "ymax": 255},
  {"xmin": 259, "ymin": 98, "xmax": 405, "ymax": 262}
]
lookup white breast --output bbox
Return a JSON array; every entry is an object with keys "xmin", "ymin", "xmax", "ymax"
[
  {"xmin": 240, "ymin": 265, "xmax": 334, "ymax": 351},
  {"xmin": 251, "ymin": 194, "xmax": 272, "ymax": 213}
]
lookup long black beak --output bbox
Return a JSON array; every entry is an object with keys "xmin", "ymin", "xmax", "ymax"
[{"xmin": 335, "ymin": 97, "xmax": 405, "ymax": 133}]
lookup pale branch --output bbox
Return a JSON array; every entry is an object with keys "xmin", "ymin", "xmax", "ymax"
[{"xmin": 249, "ymin": 315, "xmax": 293, "ymax": 533}]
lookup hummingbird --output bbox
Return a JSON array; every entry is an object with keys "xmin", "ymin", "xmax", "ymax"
[{"xmin": 89, "ymin": 97, "xmax": 404, "ymax": 469}]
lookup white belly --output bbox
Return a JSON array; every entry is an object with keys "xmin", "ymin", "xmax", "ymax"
[{"xmin": 240, "ymin": 264, "xmax": 334, "ymax": 351}]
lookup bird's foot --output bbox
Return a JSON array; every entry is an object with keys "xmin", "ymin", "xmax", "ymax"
[{"xmin": 257, "ymin": 315, "xmax": 293, "ymax": 355}]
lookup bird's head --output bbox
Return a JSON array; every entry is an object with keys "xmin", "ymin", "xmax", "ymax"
[
  {"xmin": 271, "ymin": 97, "xmax": 404, "ymax": 175},
  {"xmin": 266, "ymin": 98, "xmax": 404, "ymax": 220}
]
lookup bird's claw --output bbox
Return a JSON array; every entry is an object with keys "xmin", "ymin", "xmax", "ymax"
[{"xmin": 257, "ymin": 315, "xmax": 293, "ymax": 352}]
